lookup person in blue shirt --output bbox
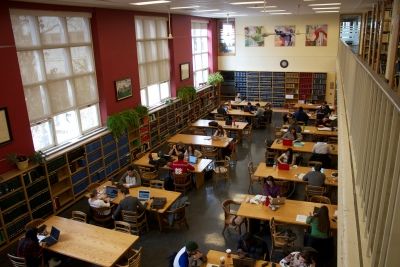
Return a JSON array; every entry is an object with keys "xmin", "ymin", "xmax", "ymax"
[
  {"xmin": 173, "ymin": 241, "xmax": 206, "ymax": 267},
  {"xmin": 293, "ymin": 107, "xmax": 309, "ymax": 124}
]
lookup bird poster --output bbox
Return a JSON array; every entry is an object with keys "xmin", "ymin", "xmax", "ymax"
[
  {"xmin": 244, "ymin": 26, "xmax": 265, "ymax": 47},
  {"xmin": 306, "ymin": 24, "xmax": 328, "ymax": 46},
  {"xmin": 274, "ymin": 25, "xmax": 296, "ymax": 47}
]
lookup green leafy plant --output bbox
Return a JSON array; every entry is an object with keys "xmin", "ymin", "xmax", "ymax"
[
  {"xmin": 134, "ymin": 105, "xmax": 149, "ymax": 118},
  {"xmin": 107, "ymin": 109, "xmax": 140, "ymax": 140},
  {"xmin": 177, "ymin": 86, "xmax": 196, "ymax": 102},
  {"xmin": 30, "ymin": 151, "xmax": 46, "ymax": 164},
  {"xmin": 6, "ymin": 153, "xmax": 28, "ymax": 164},
  {"xmin": 207, "ymin": 72, "xmax": 224, "ymax": 86}
]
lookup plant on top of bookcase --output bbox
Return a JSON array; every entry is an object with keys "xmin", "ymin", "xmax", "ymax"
[
  {"xmin": 177, "ymin": 86, "xmax": 196, "ymax": 102},
  {"xmin": 208, "ymin": 72, "xmax": 224, "ymax": 103},
  {"xmin": 30, "ymin": 151, "xmax": 46, "ymax": 164},
  {"xmin": 107, "ymin": 109, "xmax": 140, "ymax": 140},
  {"xmin": 134, "ymin": 105, "xmax": 149, "ymax": 119},
  {"xmin": 6, "ymin": 153, "xmax": 29, "ymax": 170}
]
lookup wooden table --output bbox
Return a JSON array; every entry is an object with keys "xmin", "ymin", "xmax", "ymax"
[
  {"xmin": 191, "ymin": 119, "xmax": 248, "ymax": 140},
  {"xmin": 42, "ymin": 216, "xmax": 138, "ymax": 267},
  {"xmin": 167, "ymin": 134, "xmax": 232, "ymax": 148},
  {"xmin": 211, "ymin": 108, "xmax": 255, "ymax": 117},
  {"xmin": 282, "ymin": 125, "xmax": 338, "ymax": 137},
  {"xmin": 237, "ymin": 196, "xmax": 337, "ymax": 229},
  {"xmin": 226, "ymin": 100, "xmax": 269, "ymax": 108},
  {"xmin": 203, "ymin": 250, "xmax": 272, "ymax": 267},
  {"xmin": 294, "ymin": 103, "xmax": 335, "ymax": 111},
  {"xmin": 253, "ymin": 163, "xmax": 338, "ymax": 186},
  {"xmin": 271, "ymin": 139, "xmax": 338, "ymax": 155},
  {"xmin": 133, "ymin": 152, "xmax": 213, "ymax": 188}
]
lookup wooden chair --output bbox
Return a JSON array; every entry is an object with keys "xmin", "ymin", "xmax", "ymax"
[
  {"xmin": 213, "ymin": 156, "xmax": 230, "ymax": 184},
  {"xmin": 265, "ymin": 148, "xmax": 277, "ymax": 167},
  {"xmin": 297, "ymin": 121, "xmax": 305, "ymax": 126},
  {"xmin": 24, "ymin": 218, "xmax": 44, "ymax": 231},
  {"xmin": 309, "ymin": 195, "xmax": 331, "ymax": 204},
  {"xmin": 138, "ymin": 167, "xmax": 158, "ymax": 186},
  {"xmin": 229, "ymin": 139, "xmax": 238, "ymax": 165},
  {"xmin": 242, "ymin": 124, "xmax": 253, "ymax": 141},
  {"xmin": 7, "ymin": 254, "xmax": 26, "ymax": 267},
  {"xmin": 71, "ymin": 211, "xmax": 87, "ymax": 223},
  {"xmin": 247, "ymin": 161, "xmax": 258, "ymax": 194},
  {"xmin": 114, "ymin": 221, "xmax": 132, "ymax": 234},
  {"xmin": 222, "ymin": 199, "xmax": 246, "ymax": 235},
  {"xmin": 305, "ymin": 185, "xmax": 326, "ymax": 201},
  {"xmin": 308, "ymin": 161, "xmax": 323, "ymax": 168},
  {"xmin": 275, "ymin": 127, "xmax": 283, "ymax": 139},
  {"xmin": 161, "ymin": 202, "xmax": 190, "ymax": 230},
  {"xmin": 201, "ymin": 146, "xmax": 218, "ymax": 160},
  {"xmin": 121, "ymin": 210, "xmax": 149, "ymax": 236},
  {"xmin": 327, "ymin": 136, "xmax": 338, "ymax": 144},
  {"xmin": 214, "ymin": 114, "xmax": 225, "ymax": 121},
  {"xmin": 193, "ymin": 128, "xmax": 207, "ymax": 135},
  {"xmin": 269, "ymin": 217, "xmax": 295, "ymax": 260},
  {"xmin": 150, "ymin": 179, "xmax": 164, "ymax": 189},
  {"xmin": 275, "ymin": 181, "xmax": 291, "ymax": 197},
  {"xmin": 115, "ymin": 247, "xmax": 142, "ymax": 267},
  {"xmin": 90, "ymin": 206, "xmax": 113, "ymax": 227},
  {"xmin": 173, "ymin": 172, "xmax": 192, "ymax": 194}
]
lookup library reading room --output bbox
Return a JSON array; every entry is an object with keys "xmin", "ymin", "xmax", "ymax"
[{"xmin": 0, "ymin": 0, "xmax": 399, "ymax": 266}]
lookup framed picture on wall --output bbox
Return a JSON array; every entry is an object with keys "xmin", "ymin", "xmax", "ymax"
[
  {"xmin": 0, "ymin": 107, "xmax": 12, "ymax": 145},
  {"xmin": 115, "ymin": 78, "xmax": 133, "ymax": 101},
  {"xmin": 180, "ymin": 63, "xmax": 190, "ymax": 81}
]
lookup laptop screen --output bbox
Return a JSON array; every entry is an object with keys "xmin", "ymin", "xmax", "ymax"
[
  {"xmin": 106, "ymin": 186, "xmax": 118, "ymax": 196},
  {"xmin": 138, "ymin": 190, "xmax": 150, "ymax": 200},
  {"xmin": 232, "ymin": 257, "xmax": 255, "ymax": 267},
  {"xmin": 189, "ymin": 155, "xmax": 197, "ymax": 164},
  {"xmin": 50, "ymin": 226, "xmax": 60, "ymax": 240}
]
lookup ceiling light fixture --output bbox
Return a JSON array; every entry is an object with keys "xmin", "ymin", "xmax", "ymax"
[
  {"xmin": 170, "ymin": 5, "xmax": 199, "ymax": 10},
  {"xmin": 168, "ymin": 6, "xmax": 173, "ymax": 39},
  {"xmin": 269, "ymin": 12, "xmax": 292, "ymax": 15},
  {"xmin": 309, "ymin": 3, "xmax": 341, "ymax": 6},
  {"xmin": 231, "ymin": 14, "xmax": 248, "ymax": 17},
  {"xmin": 130, "ymin": 1, "xmax": 170, "ymax": 6},
  {"xmin": 193, "ymin": 9, "xmax": 220, "ymax": 12},
  {"xmin": 248, "ymin": 6, "xmax": 277, "ymax": 9},
  {"xmin": 312, "ymin": 7, "xmax": 340, "ymax": 10},
  {"xmin": 260, "ymin": 9, "xmax": 286, "ymax": 12},
  {"xmin": 213, "ymin": 12, "xmax": 237, "ymax": 15},
  {"xmin": 315, "ymin": 10, "xmax": 340, "ymax": 13},
  {"xmin": 230, "ymin": 1, "xmax": 264, "ymax": 5}
]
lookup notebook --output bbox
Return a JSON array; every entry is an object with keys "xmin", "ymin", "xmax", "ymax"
[
  {"xmin": 40, "ymin": 226, "xmax": 60, "ymax": 247},
  {"xmin": 189, "ymin": 155, "xmax": 197, "ymax": 164},
  {"xmin": 138, "ymin": 190, "xmax": 150, "ymax": 201},
  {"xmin": 105, "ymin": 186, "xmax": 118, "ymax": 199},
  {"xmin": 232, "ymin": 257, "xmax": 256, "ymax": 267},
  {"xmin": 270, "ymin": 197, "xmax": 286, "ymax": 205}
]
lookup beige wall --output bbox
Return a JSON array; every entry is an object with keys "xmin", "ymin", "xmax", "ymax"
[{"xmin": 218, "ymin": 14, "xmax": 340, "ymax": 104}]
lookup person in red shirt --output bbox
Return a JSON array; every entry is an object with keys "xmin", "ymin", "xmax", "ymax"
[{"xmin": 168, "ymin": 152, "xmax": 195, "ymax": 175}]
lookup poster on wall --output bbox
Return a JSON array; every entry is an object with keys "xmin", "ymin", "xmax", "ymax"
[
  {"xmin": 306, "ymin": 24, "xmax": 328, "ymax": 46},
  {"xmin": 218, "ymin": 18, "xmax": 236, "ymax": 56},
  {"xmin": 274, "ymin": 25, "xmax": 296, "ymax": 47},
  {"xmin": 0, "ymin": 107, "xmax": 12, "ymax": 145},
  {"xmin": 244, "ymin": 26, "xmax": 265, "ymax": 47}
]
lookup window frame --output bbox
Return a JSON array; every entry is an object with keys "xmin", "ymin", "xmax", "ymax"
[{"xmin": 191, "ymin": 21, "xmax": 210, "ymax": 89}]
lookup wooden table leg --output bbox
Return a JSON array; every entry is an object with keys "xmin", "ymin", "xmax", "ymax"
[{"xmin": 194, "ymin": 172, "xmax": 204, "ymax": 189}]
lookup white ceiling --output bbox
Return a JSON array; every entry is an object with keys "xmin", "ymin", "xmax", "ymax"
[{"xmin": 12, "ymin": 0, "xmax": 378, "ymax": 18}]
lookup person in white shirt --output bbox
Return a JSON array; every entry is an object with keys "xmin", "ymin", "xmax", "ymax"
[
  {"xmin": 312, "ymin": 142, "xmax": 330, "ymax": 154},
  {"xmin": 234, "ymin": 93, "xmax": 241, "ymax": 102},
  {"xmin": 88, "ymin": 189, "xmax": 111, "ymax": 215},
  {"xmin": 119, "ymin": 166, "xmax": 141, "ymax": 188},
  {"xmin": 310, "ymin": 142, "xmax": 331, "ymax": 168}
]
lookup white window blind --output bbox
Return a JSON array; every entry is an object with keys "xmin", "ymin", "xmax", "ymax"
[
  {"xmin": 135, "ymin": 16, "xmax": 170, "ymax": 107},
  {"xmin": 10, "ymin": 11, "xmax": 100, "ymax": 151},
  {"xmin": 191, "ymin": 21, "xmax": 209, "ymax": 88}
]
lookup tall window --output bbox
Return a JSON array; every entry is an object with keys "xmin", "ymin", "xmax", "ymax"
[
  {"xmin": 135, "ymin": 16, "xmax": 170, "ymax": 107},
  {"xmin": 10, "ymin": 10, "xmax": 100, "ymax": 151},
  {"xmin": 191, "ymin": 21, "xmax": 209, "ymax": 88}
]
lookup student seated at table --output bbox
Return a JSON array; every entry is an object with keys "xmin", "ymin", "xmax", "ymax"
[
  {"xmin": 318, "ymin": 101, "xmax": 331, "ymax": 116},
  {"xmin": 214, "ymin": 125, "xmax": 227, "ymax": 138},
  {"xmin": 310, "ymin": 142, "xmax": 331, "ymax": 168},
  {"xmin": 234, "ymin": 93, "xmax": 241, "ymax": 102},
  {"xmin": 217, "ymin": 104, "xmax": 228, "ymax": 116},
  {"xmin": 279, "ymin": 248, "xmax": 317, "ymax": 267},
  {"xmin": 277, "ymin": 148, "xmax": 297, "ymax": 166},
  {"xmin": 119, "ymin": 165, "xmax": 141, "ymax": 188},
  {"xmin": 303, "ymin": 163, "xmax": 326, "ymax": 187},
  {"xmin": 113, "ymin": 187, "xmax": 147, "ymax": 220},
  {"xmin": 263, "ymin": 176, "xmax": 280, "ymax": 198},
  {"xmin": 283, "ymin": 112, "xmax": 294, "ymax": 125},
  {"xmin": 237, "ymin": 232, "xmax": 268, "ymax": 260},
  {"xmin": 88, "ymin": 189, "xmax": 111, "ymax": 215},
  {"xmin": 173, "ymin": 241, "xmax": 206, "ymax": 267},
  {"xmin": 315, "ymin": 115, "xmax": 331, "ymax": 128},
  {"xmin": 282, "ymin": 127, "xmax": 303, "ymax": 142},
  {"xmin": 184, "ymin": 145, "xmax": 202, "ymax": 159},
  {"xmin": 293, "ymin": 107, "xmax": 309, "ymax": 125},
  {"xmin": 17, "ymin": 228, "xmax": 43, "ymax": 267},
  {"xmin": 288, "ymin": 119, "xmax": 302, "ymax": 133},
  {"xmin": 168, "ymin": 152, "xmax": 195, "ymax": 175},
  {"xmin": 169, "ymin": 142, "xmax": 186, "ymax": 156},
  {"xmin": 306, "ymin": 205, "xmax": 330, "ymax": 239},
  {"xmin": 264, "ymin": 103, "xmax": 273, "ymax": 124},
  {"xmin": 254, "ymin": 103, "xmax": 265, "ymax": 117}
]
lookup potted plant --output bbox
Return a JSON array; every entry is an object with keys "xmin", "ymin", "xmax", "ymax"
[
  {"xmin": 177, "ymin": 86, "xmax": 196, "ymax": 102},
  {"xmin": 6, "ymin": 153, "xmax": 29, "ymax": 170},
  {"xmin": 107, "ymin": 109, "xmax": 140, "ymax": 140},
  {"xmin": 134, "ymin": 105, "xmax": 149, "ymax": 124},
  {"xmin": 30, "ymin": 151, "xmax": 46, "ymax": 164},
  {"xmin": 208, "ymin": 72, "xmax": 224, "ymax": 104}
]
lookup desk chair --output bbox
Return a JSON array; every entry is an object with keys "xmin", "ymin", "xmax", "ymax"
[
  {"xmin": 114, "ymin": 221, "xmax": 132, "ymax": 234},
  {"xmin": 201, "ymin": 146, "xmax": 218, "ymax": 161},
  {"xmin": 150, "ymin": 179, "xmax": 164, "ymax": 189},
  {"xmin": 275, "ymin": 181, "xmax": 291, "ymax": 197},
  {"xmin": 213, "ymin": 156, "xmax": 231, "ymax": 184},
  {"xmin": 309, "ymin": 195, "xmax": 331, "ymax": 204},
  {"xmin": 7, "ymin": 254, "xmax": 26, "ymax": 267},
  {"xmin": 308, "ymin": 161, "xmax": 323, "ymax": 168},
  {"xmin": 121, "ymin": 210, "xmax": 149, "ymax": 236},
  {"xmin": 115, "ymin": 247, "xmax": 142, "ymax": 267},
  {"xmin": 24, "ymin": 218, "xmax": 44, "ymax": 231},
  {"xmin": 71, "ymin": 211, "xmax": 87, "ymax": 223},
  {"xmin": 305, "ymin": 185, "xmax": 326, "ymax": 201},
  {"xmin": 90, "ymin": 206, "xmax": 113, "ymax": 227},
  {"xmin": 173, "ymin": 172, "xmax": 192, "ymax": 194},
  {"xmin": 214, "ymin": 114, "xmax": 225, "ymax": 121},
  {"xmin": 138, "ymin": 167, "xmax": 158, "ymax": 186},
  {"xmin": 161, "ymin": 202, "xmax": 190, "ymax": 230},
  {"xmin": 275, "ymin": 127, "xmax": 283, "ymax": 139},
  {"xmin": 242, "ymin": 124, "xmax": 253, "ymax": 142},
  {"xmin": 247, "ymin": 161, "xmax": 258, "ymax": 194},
  {"xmin": 222, "ymin": 199, "xmax": 246, "ymax": 236},
  {"xmin": 269, "ymin": 217, "xmax": 296, "ymax": 260}
]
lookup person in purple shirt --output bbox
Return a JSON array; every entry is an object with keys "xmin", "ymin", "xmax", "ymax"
[{"xmin": 263, "ymin": 176, "xmax": 280, "ymax": 198}]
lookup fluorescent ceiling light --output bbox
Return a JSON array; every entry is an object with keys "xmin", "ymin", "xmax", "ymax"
[
  {"xmin": 260, "ymin": 10, "xmax": 286, "ymax": 13},
  {"xmin": 303, "ymin": 0, "xmax": 317, "ymax": 1},
  {"xmin": 230, "ymin": 1, "xmax": 264, "ymax": 5},
  {"xmin": 312, "ymin": 7, "xmax": 340, "ymax": 10},
  {"xmin": 232, "ymin": 14, "xmax": 248, "ymax": 17},
  {"xmin": 248, "ymin": 6, "xmax": 277, "ymax": 9},
  {"xmin": 130, "ymin": 1, "xmax": 170, "ymax": 5},
  {"xmin": 315, "ymin": 10, "xmax": 340, "ymax": 13},
  {"xmin": 269, "ymin": 12, "xmax": 292, "ymax": 15},
  {"xmin": 212, "ymin": 12, "xmax": 237, "ymax": 15},
  {"xmin": 193, "ymin": 9, "xmax": 220, "ymax": 13},
  {"xmin": 170, "ymin": 5, "xmax": 199, "ymax": 10},
  {"xmin": 309, "ymin": 3, "xmax": 341, "ymax": 6}
]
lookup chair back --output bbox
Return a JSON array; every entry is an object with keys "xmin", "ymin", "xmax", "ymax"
[
  {"xmin": 247, "ymin": 161, "xmax": 254, "ymax": 175},
  {"xmin": 193, "ymin": 128, "xmax": 207, "ymax": 135},
  {"xmin": 121, "ymin": 210, "xmax": 148, "ymax": 235},
  {"xmin": 90, "ymin": 206, "xmax": 113, "ymax": 227},
  {"xmin": 214, "ymin": 114, "xmax": 225, "ymax": 121},
  {"xmin": 115, "ymin": 247, "xmax": 142, "ymax": 267},
  {"xmin": 24, "ymin": 218, "xmax": 44, "ymax": 231},
  {"xmin": 150, "ymin": 179, "xmax": 164, "ymax": 189},
  {"xmin": 242, "ymin": 124, "xmax": 252, "ymax": 140},
  {"xmin": 7, "ymin": 254, "xmax": 26, "ymax": 267},
  {"xmin": 309, "ymin": 195, "xmax": 331, "ymax": 204},
  {"xmin": 297, "ymin": 121, "xmax": 305, "ymax": 126},
  {"xmin": 164, "ymin": 203, "xmax": 189, "ymax": 229},
  {"xmin": 201, "ymin": 146, "xmax": 218, "ymax": 159},
  {"xmin": 222, "ymin": 199, "xmax": 239, "ymax": 218},
  {"xmin": 308, "ymin": 161, "xmax": 323, "ymax": 168},
  {"xmin": 275, "ymin": 181, "xmax": 291, "ymax": 197},
  {"xmin": 275, "ymin": 127, "xmax": 283, "ymax": 139},
  {"xmin": 172, "ymin": 172, "xmax": 192, "ymax": 194},
  {"xmin": 305, "ymin": 185, "xmax": 326, "ymax": 200},
  {"xmin": 138, "ymin": 167, "xmax": 158, "ymax": 186},
  {"xmin": 71, "ymin": 211, "xmax": 87, "ymax": 223},
  {"xmin": 114, "ymin": 221, "xmax": 132, "ymax": 234}
]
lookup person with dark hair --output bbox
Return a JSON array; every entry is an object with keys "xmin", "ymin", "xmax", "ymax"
[
  {"xmin": 282, "ymin": 127, "xmax": 303, "ymax": 142},
  {"xmin": 237, "ymin": 232, "xmax": 268, "ymax": 260},
  {"xmin": 243, "ymin": 102, "xmax": 254, "ymax": 112},
  {"xmin": 303, "ymin": 163, "xmax": 326, "ymax": 187},
  {"xmin": 214, "ymin": 125, "xmax": 227, "ymax": 138},
  {"xmin": 263, "ymin": 176, "xmax": 280, "ymax": 198},
  {"xmin": 16, "ymin": 228, "xmax": 42, "ymax": 267},
  {"xmin": 173, "ymin": 241, "xmax": 206, "ymax": 267},
  {"xmin": 277, "ymin": 148, "xmax": 297, "ymax": 166},
  {"xmin": 279, "ymin": 249, "xmax": 316, "ymax": 267},
  {"xmin": 310, "ymin": 142, "xmax": 331, "ymax": 168},
  {"xmin": 217, "ymin": 104, "xmax": 228, "ymax": 116},
  {"xmin": 168, "ymin": 152, "xmax": 195, "ymax": 175},
  {"xmin": 288, "ymin": 119, "xmax": 302, "ymax": 133},
  {"xmin": 293, "ymin": 107, "xmax": 309, "ymax": 124},
  {"xmin": 254, "ymin": 103, "xmax": 265, "ymax": 117},
  {"xmin": 113, "ymin": 186, "xmax": 147, "ymax": 220},
  {"xmin": 88, "ymin": 189, "xmax": 111, "ymax": 215},
  {"xmin": 169, "ymin": 142, "xmax": 186, "ymax": 156},
  {"xmin": 119, "ymin": 165, "xmax": 141, "ymax": 188},
  {"xmin": 306, "ymin": 206, "xmax": 330, "ymax": 239},
  {"xmin": 283, "ymin": 112, "xmax": 294, "ymax": 124}
]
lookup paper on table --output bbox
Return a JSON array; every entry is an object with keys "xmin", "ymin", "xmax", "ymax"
[
  {"xmin": 296, "ymin": 214, "xmax": 308, "ymax": 223},
  {"xmin": 303, "ymin": 129, "xmax": 311, "ymax": 133},
  {"xmin": 317, "ymin": 127, "xmax": 332, "ymax": 131},
  {"xmin": 298, "ymin": 173, "xmax": 305, "ymax": 180}
]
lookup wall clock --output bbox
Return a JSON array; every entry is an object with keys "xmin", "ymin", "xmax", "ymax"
[{"xmin": 280, "ymin": 60, "xmax": 289, "ymax": 68}]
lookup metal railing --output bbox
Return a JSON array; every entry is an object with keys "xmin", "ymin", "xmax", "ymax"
[{"xmin": 337, "ymin": 41, "xmax": 400, "ymax": 266}]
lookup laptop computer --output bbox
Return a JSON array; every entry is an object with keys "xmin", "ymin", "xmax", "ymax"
[
  {"xmin": 270, "ymin": 197, "xmax": 286, "ymax": 205},
  {"xmin": 278, "ymin": 163, "xmax": 290, "ymax": 170},
  {"xmin": 138, "ymin": 190, "xmax": 150, "ymax": 201},
  {"xmin": 189, "ymin": 155, "xmax": 197, "ymax": 164},
  {"xmin": 232, "ymin": 257, "xmax": 256, "ymax": 267},
  {"xmin": 105, "ymin": 186, "xmax": 118, "ymax": 199},
  {"xmin": 41, "ymin": 226, "xmax": 60, "ymax": 246}
]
